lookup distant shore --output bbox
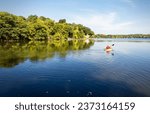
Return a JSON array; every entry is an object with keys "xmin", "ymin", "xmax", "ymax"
[{"xmin": 93, "ymin": 34, "xmax": 150, "ymax": 38}]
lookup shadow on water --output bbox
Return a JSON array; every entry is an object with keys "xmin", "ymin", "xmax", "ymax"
[
  {"xmin": 0, "ymin": 74, "xmax": 146, "ymax": 97},
  {"xmin": 0, "ymin": 39, "xmax": 94, "ymax": 68}
]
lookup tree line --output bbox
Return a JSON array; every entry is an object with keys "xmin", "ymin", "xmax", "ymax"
[
  {"xmin": 0, "ymin": 12, "xmax": 94, "ymax": 41},
  {"xmin": 94, "ymin": 34, "xmax": 150, "ymax": 38}
]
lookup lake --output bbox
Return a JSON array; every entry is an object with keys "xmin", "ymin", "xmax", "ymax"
[{"xmin": 0, "ymin": 39, "xmax": 150, "ymax": 97}]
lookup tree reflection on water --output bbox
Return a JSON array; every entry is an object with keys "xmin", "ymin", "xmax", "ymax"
[{"xmin": 0, "ymin": 39, "xmax": 94, "ymax": 68}]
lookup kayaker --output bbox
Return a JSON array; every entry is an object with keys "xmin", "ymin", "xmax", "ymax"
[
  {"xmin": 105, "ymin": 44, "xmax": 114, "ymax": 49},
  {"xmin": 106, "ymin": 45, "xmax": 111, "ymax": 49}
]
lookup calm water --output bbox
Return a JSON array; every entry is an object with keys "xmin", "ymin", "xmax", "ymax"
[{"xmin": 0, "ymin": 39, "xmax": 150, "ymax": 97}]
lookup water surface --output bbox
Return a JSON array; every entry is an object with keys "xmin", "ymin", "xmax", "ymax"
[{"xmin": 0, "ymin": 39, "xmax": 150, "ymax": 97}]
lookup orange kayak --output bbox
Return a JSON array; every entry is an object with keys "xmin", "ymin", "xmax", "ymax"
[{"xmin": 104, "ymin": 48, "xmax": 113, "ymax": 52}]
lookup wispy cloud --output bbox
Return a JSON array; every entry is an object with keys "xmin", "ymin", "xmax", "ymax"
[
  {"xmin": 123, "ymin": 0, "xmax": 136, "ymax": 7},
  {"xmin": 70, "ymin": 12, "xmax": 134, "ymax": 34}
]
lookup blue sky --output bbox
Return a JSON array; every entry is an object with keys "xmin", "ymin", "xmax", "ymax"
[{"xmin": 0, "ymin": 0, "xmax": 150, "ymax": 34}]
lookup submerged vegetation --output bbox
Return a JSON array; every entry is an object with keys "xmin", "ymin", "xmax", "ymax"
[
  {"xmin": 0, "ymin": 12, "xmax": 94, "ymax": 40},
  {"xmin": 0, "ymin": 39, "xmax": 94, "ymax": 68}
]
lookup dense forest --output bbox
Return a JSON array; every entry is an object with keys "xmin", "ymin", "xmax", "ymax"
[
  {"xmin": 0, "ymin": 12, "xmax": 94, "ymax": 40},
  {"xmin": 94, "ymin": 34, "xmax": 150, "ymax": 38}
]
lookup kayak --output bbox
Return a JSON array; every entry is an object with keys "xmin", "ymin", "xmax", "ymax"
[{"xmin": 104, "ymin": 48, "xmax": 113, "ymax": 52}]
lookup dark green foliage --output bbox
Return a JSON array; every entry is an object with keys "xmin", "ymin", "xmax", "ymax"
[
  {"xmin": 0, "ymin": 12, "xmax": 29, "ymax": 40},
  {"xmin": 78, "ymin": 24, "xmax": 94, "ymax": 36},
  {"xmin": 27, "ymin": 15, "xmax": 38, "ymax": 23},
  {"xmin": 0, "ymin": 12, "xmax": 94, "ymax": 40},
  {"xmin": 58, "ymin": 19, "xmax": 66, "ymax": 23}
]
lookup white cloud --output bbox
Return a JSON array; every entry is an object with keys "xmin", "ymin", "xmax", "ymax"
[{"xmin": 69, "ymin": 12, "xmax": 134, "ymax": 34}]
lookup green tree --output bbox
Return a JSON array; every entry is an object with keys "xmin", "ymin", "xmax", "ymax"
[{"xmin": 58, "ymin": 19, "xmax": 66, "ymax": 23}]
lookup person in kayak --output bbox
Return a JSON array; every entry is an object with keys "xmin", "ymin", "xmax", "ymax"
[
  {"xmin": 105, "ymin": 44, "xmax": 114, "ymax": 50},
  {"xmin": 106, "ymin": 45, "xmax": 111, "ymax": 49}
]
